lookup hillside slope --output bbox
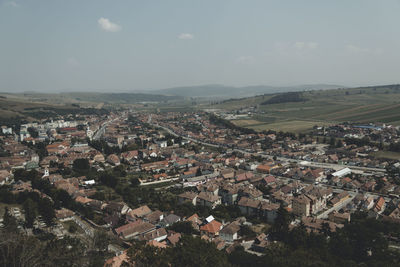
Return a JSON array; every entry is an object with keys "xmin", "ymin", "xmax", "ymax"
[{"xmin": 208, "ymin": 84, "xmax": 400, "ymax": 132}]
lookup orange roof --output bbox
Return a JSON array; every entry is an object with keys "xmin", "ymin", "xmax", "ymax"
[
  {"xmin": 147, "ymin": 240, "xmax": 167, "ymax": 249},
  {"xmin": 375, "ymin": 197, "xmax": 385, "ymax": 211},
  {"xmin": 257, "ymin": 165, "xmax": 271, "ymax": 172},
  {"xmin": 200, "ymin": 220, "xmax": 222, "ymax": 234},
  {"xmin": 153, "ymin": 173, "xmax": 167, "ymax": 179},
  {"xmin": 75, "ymin": 196, "xmax": 92, "ymax": 204},
  {"xmin": 103, "ymin": 250, "xmax": 129, "ymax": 267}
]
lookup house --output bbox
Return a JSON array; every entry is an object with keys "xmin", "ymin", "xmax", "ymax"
[
  {"xmin": 93, "ymin": 153, "xmax": 105, "ymax": 163},
  {"xmin": 332, "ymin": 168, "xmax": 351, "ymax": 178},
  {"xmin": 260, "ymin": 202, "xmax": 280, "ymax": 223},
  {"xmin": 126, "ymin": 205, "xmax": 152, "ymax": 221},
  {"xmin": 302, "ymin": 217, "xmax": 344, "ymax": 233},
  {"xmin": 303, "ymin": 168, "xmax": 325, "ymax": 183},
  {"xmin": 178, "ymin": 191, "xmax": 198, "ymax": 206},
  {"xmin": 252, "ymin": 233, "xmax": 270, "ymax": 252},
  {"xmin": 212, "ymin": 237, "xmax": 226, "ymax": 250},
  {"xmin": 186, "ymin": 213, "xmax": 202, "ymax": 230},
  {"xmin": 121, "ymin": 150, "xmax": 139, "ymax": 161},
  {"xmin": 256, "ymin": 164, "xmax": 272, "ymax": 173},
  {"xmin": 200, "ymin": 219, "xmax": 223, "ymax": 237},
  {"xmin": 147, "ymin": 240, "xmax": 168, "ymax": 249},
  {"xmin": 197, "ymin": 192, "xmax": 221, "ymax": 209},
  {"xmin": 143, "ymin": 210, "xmax": 164, "ymax": 225},
  {"xmin": 239, "ymin": 186, "xmax": 263, "ymax": 200},
  {"xmin": 167, "ymin": 232, "xmax": 181, "ymax": 246},
  {"xmin": 162, "ymin": 214, "xmax": 181, "ymax": 227},
  {"xmin": 75, "ymin": 196, "xmax": 93, "ymax": 205},
  {"xmin": 219, "ymin": 184, "xmax": 239, "ymax": 205},
  {"xmin": 262, "ymin": 175, "xmax": 276, "ymax": 186},
  {"xmin": 235, "ymin": 171, "xmax": 253, "ymax": 183},
  {"xmin": 292, "ymin": 195, "xmax": 311, "ymax": 217},
  {"xmin": 328, "ymin": 211, "xmax": 350, "ymax": 224},
  {"xmin": 0, "ymin": 170, "xmax": 12, "ymax": 185},
  {"xmin": 107, "ymin": 154, "xmax": 120, "ymax": 166},
  {"xmin": 329, "ymin": 192, "xmax": 351, "ymax": 208},
  {"xmin": 104, "ymin": 250, "xmax": 132, "ymax": 267},
  {"xmin": 362, "ymin": 196, "xmax": 375, "ymax": 210},
  {"xmin": 105, "ymin": 202, "xmax": 131, "ymax": 216},
  {"xmin": 115, "ymin": 220, "xmax": 156, "ymax": 240},
  {"xmin": 220, "ymin": 169, "xmax": 235, "ymax": 180},
  {"xmin": 237, "ymin": 197, "xmax": 260, "ymax": 216},
  {"xmin": 220, "ymin": 222, "xmax": 240, "ymax": 242},
  {"xmin": 373, "ymin": 196, "xmax": 386, "ymax": 214},
  {"xmin": 138, "ymin": 227, "xmax": 168, "ymax": 242},
  {"xmin": 55, "ymin": 208, "xmax": 74, "ymax": 221}
]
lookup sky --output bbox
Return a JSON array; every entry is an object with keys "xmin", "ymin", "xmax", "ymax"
[{"xmin": 1, "ymin": 0, "xmax": 400, "ymax": 92}]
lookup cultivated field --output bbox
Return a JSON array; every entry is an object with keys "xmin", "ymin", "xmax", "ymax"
[{"xmin": 210, "ymin": 85, "xmax": 400, "ymax": 133}]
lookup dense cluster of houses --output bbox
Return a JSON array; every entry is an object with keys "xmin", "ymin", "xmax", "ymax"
[{"xmin": 2, "ymin": 109, "xmax": 400, "ymax": 266}]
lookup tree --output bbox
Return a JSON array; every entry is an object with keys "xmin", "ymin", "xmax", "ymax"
[
  {"xmin": 3, "ymin": 207, "xmax": 18, "ymax": 233},
  {"xmin": 329, "ymin": 137, "xmax": 336, "ymax": 148},
  {"xmin": 73, "ymin": 158, "xmax": 90, "ymax": 172},
  {"xmin": 27, "ymin": 127, "xmax": 39, "ymax": 138},
  {"xmin": 195, "ymin": 167, "xmax": 202, "ymax": 177},
  {"xmin": 99, "ymin": 172, "xmax": 118, "ymax": 188},
  {"xmin": 68, "ymin": 224, "xmax": 78, "ymax": 234},
  {"xmin": 38, "ymin": 198, "xmax": 55, "ymax": 226},
  {"xmin": 128, "ymin": 241, "xmax": 169, "ymax": 267},
  {"xmin": 91, "ymin": 230, "xmax": 110, "ymax": 252},
  {"xmin": 269, "ymin": 205, "xmax": 292, "ymax": 241},
  {"xmin": 167, "ymin": 221, "xmax": 196, "ymax": 235},
  {"xmin": 170, "ymin": 235, "xmax": 230, "ymax": 267},
  {"xmin": 239, "ymin": 225, "xmax": 256, "ymax": 239},
  {"xmin": 23, "ymin": 198, "xmax": 38, "ymax": 228}
]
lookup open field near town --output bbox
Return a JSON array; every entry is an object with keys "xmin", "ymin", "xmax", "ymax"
[
  {"xmin": 371, "ymin": 151, "xmax": 400, "ymax": 160},
  {"xmin": 210, "ymin": 85, "xmax": 400, "ymax": 132},
  {"xmin": 242, "ymin": 120, "xmax": 333, "ymax": 133}
]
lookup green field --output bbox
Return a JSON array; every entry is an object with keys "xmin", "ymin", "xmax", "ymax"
[
  {"xmin": 371, "ymin": 151, "xmax": 400, "ymax": 160},
  {"xmin": 210, "ymin": 85, "xmax": 400, "ymax": 132}
]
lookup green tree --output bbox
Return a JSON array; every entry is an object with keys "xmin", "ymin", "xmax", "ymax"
[
  {"xmin": 23, "ymin": 198, "xmax": 38, "ymax": 228},
  {"xmin": 73, "ymin": 158, "xmax": 90, "ymax": 172},
  {"xmin": 269, "ymin": 205, "xmax": 292, "ymax": 241},
  {"xmin": 38, "ymin": 198, "xmax": 55, "ymax": 226},
  {"xmin": 170, "ymin": 235, "xmax": 230, "ymax": 267},
  {"xmin": 167, "ymin": 221, "xmax": 196, "ymax": 235},
  {"xmin": 3, "ymin": 207, "xmax": 18, "ymax": 233}
]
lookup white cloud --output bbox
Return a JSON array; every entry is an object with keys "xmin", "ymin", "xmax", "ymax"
[
  {"xmin": 178, "ymin": 33, "xmax": 194, "ymax": 40},
  {"xmin": 67, "ymin": 57, "xmax": 79, "ymax": 67},
  {"xmin": 345, "ymin": 44, "xmax": 370, "ymax": 53},
  {"xmin": 4, "ymin": 1, "xmax": 19, "ymax": 7},
  {"xmin": 345, "ymin": 44, "xmax": 383, "ymax": 55},
  {"xmin": 98, "ymin": 17, "xmax": 121, "ymax": 32},
  {"xmin": 236, "ymin": 56, "xmax": 254, "ymax": 64},
  {"xmin": 294, "ymin": 41, "xmax": 318, "ymax": 50}
]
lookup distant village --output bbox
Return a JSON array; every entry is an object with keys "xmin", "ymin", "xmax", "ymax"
[{"xmin": 1, "ymin": 109, "xmax": 400, "ymax": 266}]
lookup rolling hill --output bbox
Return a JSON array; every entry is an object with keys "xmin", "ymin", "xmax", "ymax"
[
  {"xmin": 207, "ymin": 84, "xmax": 400, "ymax": 132},
  {"xmin": 151, "ymin": 84, "xmax": 343, "ymax": 98}
]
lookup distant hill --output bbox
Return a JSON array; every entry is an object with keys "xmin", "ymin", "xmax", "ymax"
[
  {"xmin": 61, "ymin": 92, "xmax": 183, "ymax": 103},
  {"xmin": 208, "ymin": 84, "xmax": 400, "ymax": 132},
  {"xmin": 151, "ymin": 84, "xmax": 344, "ymax": 98}
]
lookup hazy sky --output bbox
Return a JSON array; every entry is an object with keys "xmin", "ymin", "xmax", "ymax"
[{"xmin": 1, "ymin": 0, "xmax": 400, "ymax": 92}]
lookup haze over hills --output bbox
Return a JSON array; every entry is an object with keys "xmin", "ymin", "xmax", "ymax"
[{"xmin": 150, "ymin": 84, "xmax": 344, "ymax": 98}]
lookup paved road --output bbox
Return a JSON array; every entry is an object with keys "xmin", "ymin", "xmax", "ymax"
[
  {"xmin": 93, "ymin": 117, "xmax": 117, "ymax": 140},
  {"xmin": 317, "ymin": 194, "xmax": 356, "ymax": 219},
  {"xmin": 140, "ymin": 177, "xmax": 180, "ymax": 186}
]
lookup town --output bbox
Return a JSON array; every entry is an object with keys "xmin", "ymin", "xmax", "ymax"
[{"xmin": 1, "ymin": 107, "xmax": 400, "ymax": 266}]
